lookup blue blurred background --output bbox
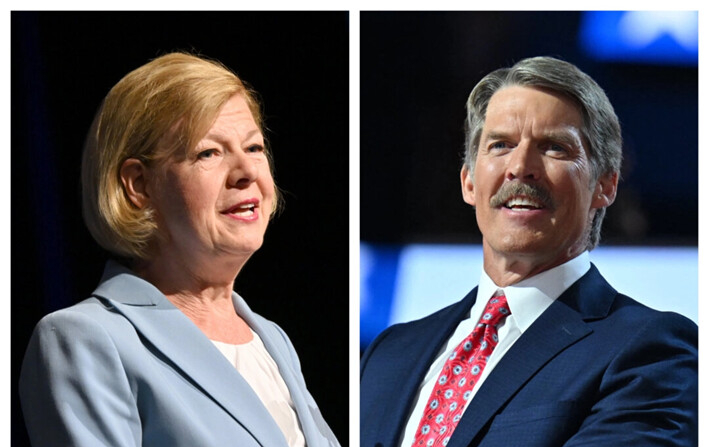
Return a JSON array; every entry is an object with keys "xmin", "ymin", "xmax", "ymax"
[{"xmin": 360, "ymin": 11, "xmax": 698, "ymax": 349}]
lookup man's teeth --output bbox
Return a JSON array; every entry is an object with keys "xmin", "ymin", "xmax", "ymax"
[{"xmin": 505, "ymin": 197, "xmax": 542, "ymax": 209}]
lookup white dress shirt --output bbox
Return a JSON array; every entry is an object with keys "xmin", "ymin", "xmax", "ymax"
[{"xmin": 398, "ymin": 252, "xmax": 591, "ymax": 447}]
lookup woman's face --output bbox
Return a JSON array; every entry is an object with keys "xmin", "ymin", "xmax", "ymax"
[{"xmin": 147, "ymin": 94, "xmax": 275, "ymax": 264}]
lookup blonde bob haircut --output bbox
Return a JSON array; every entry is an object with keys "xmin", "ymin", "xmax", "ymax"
[{"xmin": 82, "ymin": 52, "xmax": 279, "ymax": 260}]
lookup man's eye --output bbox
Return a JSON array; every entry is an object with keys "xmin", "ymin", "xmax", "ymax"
[
  {"xmin": 547, "ymin": 143, "xmax": 569, "ymax": 154},
  {"xmin": 490, "ymin": 141, "xmax": 509, "ymax": 150}
]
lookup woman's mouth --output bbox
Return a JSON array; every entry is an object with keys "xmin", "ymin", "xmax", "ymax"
[{"xmin": 222, "ymin": 200, "xmax": 259, "ymax": 220}]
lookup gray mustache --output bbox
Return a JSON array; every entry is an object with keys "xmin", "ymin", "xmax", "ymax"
[{"xmin": 489, "ymin": 182, "xmax": 554, "ymax": 209}]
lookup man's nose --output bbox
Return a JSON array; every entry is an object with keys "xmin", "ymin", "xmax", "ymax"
[{"xmin": 506, "ymin": 141, "xmax": 541, "ymax": 181}]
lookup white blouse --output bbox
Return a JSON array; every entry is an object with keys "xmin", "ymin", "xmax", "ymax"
[{"xmin": 212, "ymin": 331, "xmax": 306, "ymax": 447}]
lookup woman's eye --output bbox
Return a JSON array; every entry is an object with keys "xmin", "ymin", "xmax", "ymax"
[
  {"xmin": 246, "ymin": 144, "xmax": 265, "ymax": 153},
  {"xmin": 198, "ymin": 149, "xmax": 219, "ymax": 159}
]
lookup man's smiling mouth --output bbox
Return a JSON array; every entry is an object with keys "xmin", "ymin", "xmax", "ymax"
[{"xmin": 504, "ymin": 196, "xmax": 544, "ymax": 210}]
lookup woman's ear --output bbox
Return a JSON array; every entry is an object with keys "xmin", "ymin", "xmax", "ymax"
[{"xmin": 120, "ymin": 158, "xmax": 150, "ymax": 209}]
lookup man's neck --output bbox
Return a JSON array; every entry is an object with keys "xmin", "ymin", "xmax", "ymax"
[{"xmin": 482, "ymin": 243, "xmax": 585, "ymax": 287}]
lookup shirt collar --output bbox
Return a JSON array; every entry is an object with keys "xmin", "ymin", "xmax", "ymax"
[{"xmin": 475, "ymin": 252, "xmax": 591, "ymax": 333}]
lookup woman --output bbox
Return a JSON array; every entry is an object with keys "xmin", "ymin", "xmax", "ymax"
[{"xmin": 19, "ymin": 52, "xmax": 340, "ymax": 447}]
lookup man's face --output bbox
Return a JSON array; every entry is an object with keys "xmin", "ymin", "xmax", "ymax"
[{"xmin": 461, "ymin": 85, "xmax": 617, "ymax": 270}]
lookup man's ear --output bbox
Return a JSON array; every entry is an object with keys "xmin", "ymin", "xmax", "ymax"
[
  {"xmin": 591, "ymin": 171, "xmax": 619, "ymax": 209},
  {"xmin": 120, "ymin": 158, "xmax": 151, "ymax": 209},
  {"xmin": 461, "ymin": 165, "xmax": 476, "ymax": 207}
]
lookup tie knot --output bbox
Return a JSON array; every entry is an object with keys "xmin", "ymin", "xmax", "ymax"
[{"xmin": 480, "ymin": 294, "xmax": 510, "ymax": 326}]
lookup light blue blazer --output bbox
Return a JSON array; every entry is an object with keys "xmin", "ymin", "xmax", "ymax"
[{"xmin": 19, "ymin": 261, "xmax": 340, "ymax": 447}]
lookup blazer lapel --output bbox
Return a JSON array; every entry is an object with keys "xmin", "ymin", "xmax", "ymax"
[
  {"xmin": 92, "ymin": 261, "xmax": 288, "ymax": 447},
  {"xmin": 447, "ymin": 265, "xmax": 615, "ymax": 447},
  {"xmin": 232, "ymin": 293, "xmax": 336, "ymax": 446}
]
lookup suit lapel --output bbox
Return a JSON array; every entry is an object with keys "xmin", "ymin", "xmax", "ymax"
[
  {"xmin": 376, "ymin": 289, "xmax": 479, "ymax": 446},
  {"xmin": 447, "ymin": 265, "xmax": 615, "ymax": 447},
  {"xmin": 92, "ymin": 261, "xmax": 288, "ymax": 447},
  {"xmin": 446, "ymin": 300, "xmax": 591, "ymax": 447}
]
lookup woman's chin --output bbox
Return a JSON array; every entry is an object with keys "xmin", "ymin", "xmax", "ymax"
[{"xmin": 214, "ymin": 238, "xmax": 265, "ymax": 259}]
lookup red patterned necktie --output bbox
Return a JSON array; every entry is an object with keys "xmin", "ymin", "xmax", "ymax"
[{"xmin": 412, "ymin": 294, "xmax": 511, "ymax": 447}]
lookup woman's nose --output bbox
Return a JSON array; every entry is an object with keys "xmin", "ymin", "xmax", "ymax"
[{"xmin": 227, "ymin": 151, "xmax": 259, "ymax": 188}]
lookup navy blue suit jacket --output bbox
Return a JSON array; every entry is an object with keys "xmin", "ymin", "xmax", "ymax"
[{"xmin": 360, "ymin": 265, "xmax": 697, "ymax": 447}]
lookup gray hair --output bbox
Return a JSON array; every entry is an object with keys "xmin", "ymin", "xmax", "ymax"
[{"xmin": 463, "ymin": 56, "xmax": 623, "ymax": 250}]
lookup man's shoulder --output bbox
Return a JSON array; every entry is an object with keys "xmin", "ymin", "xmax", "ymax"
[
  {"xmin": 563, "ymin": 264, "xmax": 696, "ymax": 329},
  {"xmin": 571, "ymin": 286, "xmax": 698, "ymax": 363},
  {"xmin": 606, "ymin": 292, "xmax": 698, "ymax": 336},
  {"xmin": 385, "ymin": 288, "xmax": 475, "ymax": 334},
  {"xmin": 361, "ymin": 287, "xmax": 476, "ymax": 364}
]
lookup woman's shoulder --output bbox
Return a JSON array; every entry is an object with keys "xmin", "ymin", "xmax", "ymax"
[
  {"xmin": 31, "ymin": 295, "xmax": 140, "ymax": 348},
  {"xmin": 39, "ymin": 294, "xmax": 114, "ymax": 319}
]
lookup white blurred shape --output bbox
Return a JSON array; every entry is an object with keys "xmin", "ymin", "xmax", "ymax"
[
  {"xmin": 618, "ymin": 11, "xmax": 698, "ymax": 50},
  {"xmin": 390, "ymin": 245, "xmax": 697, "ymax": 325}
]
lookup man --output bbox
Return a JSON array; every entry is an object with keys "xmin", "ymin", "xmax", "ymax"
[{"xmin": 360, "ymin": 57, "xmax": 697, "ymax": 447}]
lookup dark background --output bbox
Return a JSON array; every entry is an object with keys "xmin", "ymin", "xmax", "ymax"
[
  {"xmin": 12, "ymin": 11, "xmax": 349, "ymax": 446},
  {"xmin": 360, "ymin": 11, "xmax": 698, "ymax": 247}
]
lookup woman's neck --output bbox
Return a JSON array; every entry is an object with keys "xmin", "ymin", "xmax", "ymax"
[{"xmin": 133, "ymin": 252, "xmax": 253, "ymax": 344}]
